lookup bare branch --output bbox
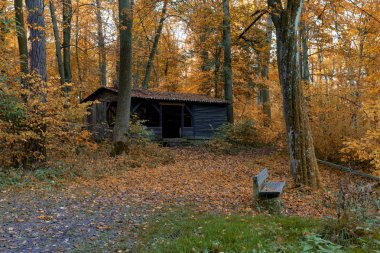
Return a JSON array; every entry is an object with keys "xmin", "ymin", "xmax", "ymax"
[{"xmin": 237, "ymin": 10, "xmax": 268, "ymax": 40}]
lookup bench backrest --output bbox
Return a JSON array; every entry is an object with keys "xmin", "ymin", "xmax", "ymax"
[{"xmin": 253, "ymin": 168, "xmax": 268, "ymax": 191}]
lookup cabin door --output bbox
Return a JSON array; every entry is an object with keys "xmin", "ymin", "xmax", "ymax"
[{"xmin": 162, "ymin": 105, "xmax": 182, "ymax": 138}]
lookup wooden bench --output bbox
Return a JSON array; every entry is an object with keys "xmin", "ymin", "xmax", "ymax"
[{"xmin": 253, "ymin": 168, "xmax": 285, "ymax": 199}]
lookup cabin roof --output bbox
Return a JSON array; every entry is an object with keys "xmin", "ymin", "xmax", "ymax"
[{"xmin": 81, "ymin": 87, "xmax": 229, "ymax": 104}]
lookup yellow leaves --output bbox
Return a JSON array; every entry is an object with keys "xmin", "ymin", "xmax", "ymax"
[
  {"xmin": 342, "ymin": 129, "xmax": 380, "ymax": 175},
  {"xmin": 0, "ymin": 74, "xmax": 95, "ymax": 167},
  {"xmin": 37, "ymin": 215, "xmax": 53, "ymax": 221}
]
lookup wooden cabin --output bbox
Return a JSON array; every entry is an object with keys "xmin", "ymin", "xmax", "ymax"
[{"xmin": 82, "ymin": 87, "xmax": 229, "ymax": 140}]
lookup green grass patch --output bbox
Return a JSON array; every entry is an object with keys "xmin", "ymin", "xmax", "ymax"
[
  {"xmin": 137, "ymin": 208, "xmax": 379, "ymax": 253},
  {"xmin": 0, "ymin": 164, "xmax": 79, "ymax": 190}
]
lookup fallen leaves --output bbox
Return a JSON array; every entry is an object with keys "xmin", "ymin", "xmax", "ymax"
[
  {"xmin": 75, "ymin": 146, "xmax": 370, "ymax": 217},
  {"xmin": 37, "ymin": 215, "xmax": 53, "ymax": 221}
]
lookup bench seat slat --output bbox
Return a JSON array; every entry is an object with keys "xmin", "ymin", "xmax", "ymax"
[{"xmin": 260, "ymin": 181, "xmax": 285, "ymax": 194}]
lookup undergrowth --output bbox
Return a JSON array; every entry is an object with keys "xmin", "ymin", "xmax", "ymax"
[
  {"xmin": 206, "ymin": 119, "xmax": 281, "ymax": 154},
  {"xmin": 0, "ymin": 141, "xmax": 175, "ymax": 189}
]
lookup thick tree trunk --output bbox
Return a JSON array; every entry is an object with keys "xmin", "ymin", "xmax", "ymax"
[
  {"xmin": 268, "ymin": 0, "xmax": 320, "ymax": 189},
  {"xmin": 222, "ymin": 0, "xmax": 233, "ymax": 123},
  {"xmin": 141, "ymin": 0, "xmax": 167, "ymax": 89},
  {"xmin": 49, "ymin": 0, "xmax": 65, "ymax": 84},
  {"xmin": 112, "ymin": 0, "xmax": 133, "ymax": 154},
  {"xmin": 63, "ymin": 0, "xmax": 72, "ymax": 83},
  {"xmin": 26, "ymin": 0, "xmax": 47, "ymax": 81},
  {"xmin": 95, "ymin": 0, "xmax": 107, "ymax": 86},
  {"xmin": 300, "ymin": 21, "xmax": 310, "ymax": 82},
  {"xmin": 14, "ymin": 0, "xmax": 28, "ymax": 74},
  {"xmin": 26, "ymin": 0, "xmax": 47, "ymax": 163}
]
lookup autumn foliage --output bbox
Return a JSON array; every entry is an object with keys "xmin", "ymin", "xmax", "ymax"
[
  {"xmin": 0, "ymin": 75, "xmax": 94, "ymax": 168},
  {"xmin": 0, "ymin": 0, "xmax": 378, "ymax": 177}
]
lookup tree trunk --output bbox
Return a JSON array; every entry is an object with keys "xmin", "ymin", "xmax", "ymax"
[
  {"xmin": 49, "ymin": 0, "xmax": 65, "ymax": 84},
  {"xmin": 141, "ymin": 0, "xmax": 167, "ymax": 89},
  {"xmin": 300, "ymin": 21, "xmax": 310, "ymax": 82},
  {"xmin": 268, "ymin": 0, "xmax": 320, "ymax": 189},
  {"xmin": 213, "ymin": 47, "xmax": 221, "ymax": 98},
  {"xmin": 222, "ymin": 0, "xmax": 233, "ymax": 123},
  {"xmin": 95, "ymin": 0, "xmax": 107, "ymax": 86},
  {"xmin": 112, "ymin": 0, "xmax": 134, "ymax": 154},
  {"xmin": 0, "ymin": 5, "xmax": 7, "ymax": 43},
  {"xmin": 259, "ymin": 15, "xmax": 272, "ymax": 125},
  {"xmin": 26, "ymin": 0, "xmax": 47, "ymax": 81},
  {"xmin": 26, "ymin": 0, "xmax": 47, "ymax": 164},
  {"xmin": 74, "ymin": 0, "xmax": 83, "ymax": 97},
  {"xmin": 112, "ymin": 19, "xmax": 120, "ymax": 89},
  {"xmin": 14, "ymin": 0, "xmax": 28, "ymax": 74},
  {"xmin": 134, "ymin": 39, "xmax": 142, "ymax": 88},
  {"xmin": 63, "ymin": 0, "xmax": 72, "ymax": 83},
  {"xmin": 199, "ymin": 32, "xmax": 211, "ymax": 95}
]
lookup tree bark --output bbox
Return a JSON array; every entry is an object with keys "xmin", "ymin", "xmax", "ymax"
[
  {"xmin": 259, "ymin": 15, "xmax": 272, "ymax": 125},
  {"xmin": 141, "ymin": 0, "xmax": 168, "ymax": 89},
  {"xmin": 134, "ymin": 39, "xmax": 142, "ymax": 88},
  {"xmin": 49, "ymin": 0, "xmax": 65, "ymax": 84},
  {"xmin": 95, "ymin": 0, "xmax": 107, "ymax": 86},
  {"xmin": 199, "ymin": 31, "xmax": 211, "ymax": 95},
  {"xmin": 222, "ymin": 0, "xmax": 233, "ymax": 123},
  {"xmin": 26, "ymin": 0, "xmax": 47, "ymax": 81},
  {"xmin": 25, "ymin": 0, "xmax": 47, "ymax": 163},
  {"xmin": 300, "ymin": 21, "xmax": 310, "ymax": 82},
  {"xmin": 213, "ymin": 47, "xmax": 221, "ymax": 98},
  {"xmin": 63, "ymin": 0, "xmax": 72, "ymax": 83},
  {"xmin": 268, "ymin": 0, "xmax": 320, "ymax": 189},
  {"xmin": 0, "ymin": 5, "xmax": 7, "ymax": 43},
  {"xmin": 74, "ymin": 0, "xmax": 83, "ymax": 94},
  {"xmin": 112, "ymin": 0, "xmax": 134, "ymax": 154},
  {"xmin": 14, "ymin": 0, "xmax": 29, "ymax": 74}
]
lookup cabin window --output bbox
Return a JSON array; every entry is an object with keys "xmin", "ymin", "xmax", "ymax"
[
  {"xmin": 184, "ymin": 106, "xmax": 192, "ymax": 127},
  {"xmin": 134, "ymin": 103, "xmax": 160, "ymax": 127}
]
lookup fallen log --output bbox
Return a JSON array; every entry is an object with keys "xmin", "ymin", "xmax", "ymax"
[{"xmin": 317, "ymin": 159, "xmax": 380, "ymax": 181}]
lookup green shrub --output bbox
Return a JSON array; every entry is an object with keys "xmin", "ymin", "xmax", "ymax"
[
  {"xmin": 0, "ymin": 91, "xmax": 26, "ymax": 125},
  {"xmin": 0, "ymin": 168, "xmax": 24, "ymax": 188},
  {"xmin": 300, "ymin": 234, "xmax": 344, "ymax": 252}
]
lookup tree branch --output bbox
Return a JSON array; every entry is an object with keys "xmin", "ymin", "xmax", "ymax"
[
  {"xmin": 237, "ymin": 10, "xmax": 267, "ymax": 40},
  {"xmin": 346, "ymin": 0, "xmax": 380, "ymax": 25}
]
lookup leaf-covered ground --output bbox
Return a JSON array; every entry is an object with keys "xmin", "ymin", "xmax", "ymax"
[
  {"xmin": 79, "ymin": 146, "xmax": 371, "ymax": 216},
  {"xmin": 0, "ymin": 146, "xmax": 375, "ymax": 252}
]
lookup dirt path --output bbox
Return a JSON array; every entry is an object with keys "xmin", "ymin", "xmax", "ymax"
[{"xmin": 0, "ymin": 184, "xmax": 149, "ymax": 252}]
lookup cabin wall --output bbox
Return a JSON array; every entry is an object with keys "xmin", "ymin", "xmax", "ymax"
[
  {"xmin": 87, "ymin": 101, "xmax": 228, "ymax": 141},
  {"xmin": 182, "ymin": 127, "xmax": 194, "ymax": 138},
  {"xmin": 87, "ymin": 102, "xmax": 109, "ymax": 140},
  {"xmin": 148, "ymin": 127, "xmax": 162, "ymax": 137},
  {"xmin": 192, "ymin": 104, "xmax": 228, "ymax": 139}
]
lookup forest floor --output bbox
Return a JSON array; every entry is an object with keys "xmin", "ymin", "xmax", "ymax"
[{"xmin": 0, "ymin": 146, "xmax": 377, "ymax": 252}]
